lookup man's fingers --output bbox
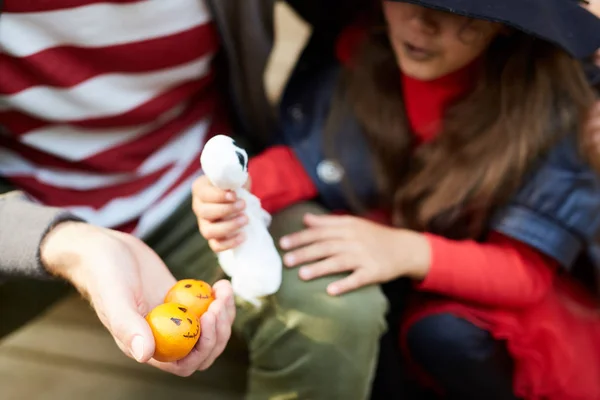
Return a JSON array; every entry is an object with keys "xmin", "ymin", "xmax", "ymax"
[
  {"xmin": 86, "ymin": 261, "xmax": 157, "ymax": 365},
  {"xmin": 179, "ymin": 311, "xmax": 219, "ymax": 374},
  {"xmin": 145, "ymin": 311, "xmax": 218, "ymax": 377},
  {"xmin": 196, "ymin": 300, "xmax": 231, "ymax": 371},
  {"xmin": 103, "ymin": 302, "xmax": 156, "ymax": 364},
  {"xmin": 212, "ymin": 280, "xmax": 236, "ymax": 324},
  {"xmin": 147, "ymin": 303, "xmax": 232, "ymax": 376},
  {"xmin": 173, "ymin": 284, "xmax": 235, "ymax": 373}
]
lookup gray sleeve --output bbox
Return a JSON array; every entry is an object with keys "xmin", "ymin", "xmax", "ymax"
[{"xmin": 0, "ymin": 192, "xmax": 84, "ymax": 279}]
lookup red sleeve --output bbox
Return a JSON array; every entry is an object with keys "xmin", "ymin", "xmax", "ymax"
[
  {"xmin": 417, "ymin": 231, "xmax": 556, "ymax": 308},
  {"xmin": 247, "ymin": 145, "xmax": 318, "ymax": 214}
]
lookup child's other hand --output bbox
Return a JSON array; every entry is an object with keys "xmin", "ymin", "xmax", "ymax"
[
  {"xmin": 192, "ymin": 175, "xmax": 248, "ymax": 252},
  {"xmin": 279, "ymin": 214, "xmax": 432, "ymax": 296},
  {"xmin": 587, "ymin": 101, "xmax": 600, "ymax": 152}
]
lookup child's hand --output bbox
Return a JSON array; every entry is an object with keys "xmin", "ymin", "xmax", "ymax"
[
  {"xmin": 587, "ymin": 101, "xmax": 600, "ymax": 153},
  {"xmin": 279, "ymin": 213, "xmax": 432, "ymax": 296},
  {"xmin": 192, "ymin": 175, "xmax": 248, "ymax": 252}
]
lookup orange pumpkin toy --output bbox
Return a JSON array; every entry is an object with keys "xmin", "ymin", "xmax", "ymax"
[
  {"xmin": 164, "ymin": 279, "xmax": 215, "ymax": 319},
  {"xmin": 145, "ymin": 303, "xmax": 201, "ymax": 362}
]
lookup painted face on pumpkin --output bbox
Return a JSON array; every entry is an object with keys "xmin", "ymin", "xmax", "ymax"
[
  {"xmin": 164, "ymin": 279, "xmax": 215, "ymax": 319},
  {"xmin": 183, "ymin": 281, "xmax": 212, "ymax": 300},
  {"xmin": 145, "ymin": 301, "xmax": 202, "ymax": 362},
  {"xmin": 169, "ymin": 305, "xmax": 200, "ymax": 340}
]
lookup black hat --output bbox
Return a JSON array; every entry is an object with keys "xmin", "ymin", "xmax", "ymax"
[{"xmin": 391, "ymin": 0, "xmax": 600, "ymax": 59}]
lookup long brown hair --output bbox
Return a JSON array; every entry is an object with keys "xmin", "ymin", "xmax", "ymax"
[{"xmin": 327, "ymin": 13, "xmax": 597, "ymax": 239}]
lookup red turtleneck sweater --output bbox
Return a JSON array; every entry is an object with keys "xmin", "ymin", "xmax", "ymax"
[{"xmin": 246, "ymin": 27, "xmax": 553, "ymax": 307}]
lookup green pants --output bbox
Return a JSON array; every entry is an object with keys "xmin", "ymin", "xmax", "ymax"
[{"xmin": 144, "ymin": 199, "xmax": 389, "ymax": 400}]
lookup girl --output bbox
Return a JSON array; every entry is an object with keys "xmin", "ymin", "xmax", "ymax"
[{"xmin": 194, "ymin": 0, "xmax": 600, "ymax": 398}]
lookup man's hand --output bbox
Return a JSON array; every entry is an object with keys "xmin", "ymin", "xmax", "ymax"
[{"xmin": 41, "ymin": 221, "xmax": 235, "ymax": 376}]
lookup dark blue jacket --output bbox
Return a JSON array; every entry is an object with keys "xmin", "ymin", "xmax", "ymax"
[{"xmin": 278, "ymin": 35, "xmax": 600, "ymax": 294}]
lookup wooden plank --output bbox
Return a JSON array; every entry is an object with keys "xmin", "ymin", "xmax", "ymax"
[
  {"xmin": 0, "ymin": 353, "xmax": 243, "ymax": 400},
  {"xmin": 39, "ymin": 294, "xmax": 102, "ymax": 327},
  {"xmin": 0, "ymin": 299, "xmax": 248, "ymax": 391}
]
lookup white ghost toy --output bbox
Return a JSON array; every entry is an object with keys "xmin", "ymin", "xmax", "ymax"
[{"xmin": 200, "ymin": 135, "xmax": 282, "ymax": 307}]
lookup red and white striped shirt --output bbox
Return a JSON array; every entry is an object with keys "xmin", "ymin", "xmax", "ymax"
[{"xmin": 0, "ymin": 0, "xmax": 226, "ymax": 236}]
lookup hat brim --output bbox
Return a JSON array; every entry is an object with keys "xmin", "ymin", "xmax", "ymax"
[{"xmin": 390, "ymin": 0, "xmax": 600, "ymax": 59}]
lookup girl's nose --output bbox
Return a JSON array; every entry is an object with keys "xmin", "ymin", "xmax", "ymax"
[{"xmin": 409, "ymin": 7, "xmax": 440, "ymax": 35}]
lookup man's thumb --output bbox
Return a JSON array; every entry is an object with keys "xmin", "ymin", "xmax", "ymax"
[{"xmin": 109, "ymin": 308, "xmax": 156, "ymax": 363}]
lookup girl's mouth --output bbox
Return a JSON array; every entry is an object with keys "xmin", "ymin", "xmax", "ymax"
[{"xmin": 403, "ymin": 42, "xmax": 437, "ymax": 61}]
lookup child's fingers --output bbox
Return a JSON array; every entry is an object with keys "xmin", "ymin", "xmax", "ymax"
[
  {"xmin": 192, "ymin": 198, "xmax": 245, "ymax": 222},
  {"xmin": 585, "ymin": 102, "xmax": 600, "ymax": 143},
  {"xmin": 208, "ymin": 233, "xmax": 246, "ymax": 253},
  {"xmin": 192, "ymin": 176, "xmax": 236, "ymax": 204},
  {"xmin": 198, "ymin": 214, "xmax": 248, "ymax": 241}
]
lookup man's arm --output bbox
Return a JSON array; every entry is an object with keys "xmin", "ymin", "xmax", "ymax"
[
  {"xmin": 0, "ymin": 191, "xmax": 82, "ymax": 278},
  {"xmin": 0, "ymin": 191, "xmax": 235, "ymax": 375}
]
